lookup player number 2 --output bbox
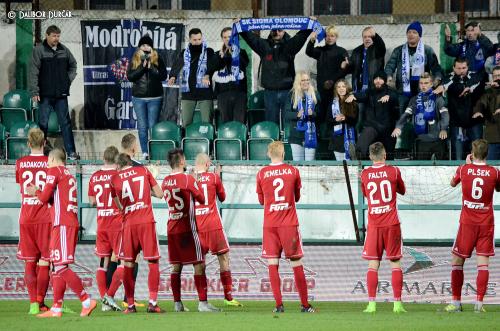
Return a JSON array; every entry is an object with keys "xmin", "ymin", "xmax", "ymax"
[
  {"xmin": 367, "ymin": 180, "xmax": 392, "ymax": 204},
  {"xmin": 273, "ymin": 178, "xmax": 285, "ymax": 202},
  {"xmin": 471, "ymin": 177, "xmax": 484, "ymax": 200}
]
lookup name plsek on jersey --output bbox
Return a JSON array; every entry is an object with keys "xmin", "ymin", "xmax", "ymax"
[
  {"xmin": 23, "ymin": 197, "xmax": 42, "ymax": 205},
  {"xmin": 467, "ymin": 169, "xmax": 491, "ymax": 177},
  {"xmin": 169, "ymin": 212, "xmax": 184, "ymax": 220},
  {"xmin": 98, "ymin": 209, "xmax": 116, "ymax": 217},
  {"xmin": 370, "ymin": 205, "xmax": 392, "ymax": 214},
  {"xmin": 264, "ymin": 168, "xmax": 292, "ymax": 178},
  {"xmin": 196, "ymin": 207, "xmax": 210, "ymax": 215},
  {"xmin": 269, "ymin": 203, "xmax": 290, "ymax": 211},
  {"xmin": 124, "ymin": 201, "xmax": 146, "ymax": 214},
  {"xmin": 464, "ymin": 200, "xmax": 487, "ymax": 210}
]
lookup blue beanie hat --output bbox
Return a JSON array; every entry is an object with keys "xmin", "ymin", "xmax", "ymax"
[{"xmin": 407, "ymin": 21, "xmax": 422, "ymax": 37}]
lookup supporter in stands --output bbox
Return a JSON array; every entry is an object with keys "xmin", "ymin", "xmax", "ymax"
[
  {"xmin": 385, "ymin": 21, "xmax": 442, "ymax": 115},
  {"xmin": 306, "ymin": 25, "xmax": 348, "ymax": 123},
  {"xmin": 236, "ymin": 20, "xmax": 312, "ymax": 126},
  {"xmin": 345, "ymin": 71, "xmax": 399, "ymax": 160},
  {"xmin": 285, "ymin": 71, "xmax": 319, "ymax": 161},
  {"xmin": 29, "ymin": 25, "xmax": 78, "ymax": 160},
  {"xmin": 392, "ymin": 73, "xmax": 449, "ymax": 160},
  {"xmin": 444, "ymin": 21, "xmax": 493, "ymax": 80},
  {"xmin": 484, "ymin": 32, "xmax": 500, "ymax": 75},
  {"xmin": 127, "ymin": 35, "xmax": 167, "ymax": 160},
  {"xmin": 434, "ymin": 58, "xmax": 483, "ymax": 160},
  {"xmin": 327, "ymin": 79, "xmax": 358, "ymax": 161},
  {"xmin": 208, "ymin": 27, "xmax": 249, "ymax": 124},
  {"xmin": 168, "ymin": 28, "xmax": 215, "ymax": 128},
  {"xmin": 472, "ymin": 66, "xmax": 500, "ymax": 160}
]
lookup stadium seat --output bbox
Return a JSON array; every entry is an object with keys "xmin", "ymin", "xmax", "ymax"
[
  {"xmin": 214, "ymin": 121, "xmax": 247, "ymax": 160},
  {"xmin": 247, "ymin": 121, "xmax": 279, "ymax": 160},
  {"xmin": 0, "ymin": 123, "xmax": 5, "ymax": 159},
  {"xmin": 182, "ymin": 122, "xmax": 214, "ymax": 160},
  {"xmin": 1, "ymin": 90, "xmax": 33, "ymax": 132},
  {"xmin": 193, "ymin": 109, "xmax": 202, "ymax": 124},
  {"xmin": 148, "ymin": 121, "xmax": 180, "ymax": 160},
  {"xmin": 32, "ymin": 108, "xmax": 61, "ymax": 136},
  {"xmin": 5, "ymin": 121, "xmax": 39, "ymax": 159},
  {"xmin": 247, "ymin": 90, "xmax": 266, "ymax": 129}
]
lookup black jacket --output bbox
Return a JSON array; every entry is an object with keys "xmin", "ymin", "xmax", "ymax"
[
  {"xmin": 127, "ymin": 56, "xmax": 168, "ymax": 98},
  {"xmin": 306, "ymin": 41, "xmax": 348, "ymax": 91},
  {"xmin": 354, "ymin": 85, "xmax": 400, "ymax": 135},
  {"xmin": 241, "ymin": 30, "xmax": 311, "ymax": 90},
  {"xmin": 170, "ymin": 44, "xmax": 215, "ymax": 100},
  {"xmin": 445, "ymin": 35, "xmax": 493, "ymax": 73},
  {"xmin": 208, "ymin": 48, "xmax": 249, "ymax": 95},
  {"xmin": 346, "ymin": 34, "xmax": 386, "ymax": 92},
  {"xmin": 29, "ymin": 40, "xmax": 77, "ymax": 98}
]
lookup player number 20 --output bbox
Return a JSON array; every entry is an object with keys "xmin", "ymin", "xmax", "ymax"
[{"xmin": 367, "ymin": 180, "xmax": 392, "ymax": 204}]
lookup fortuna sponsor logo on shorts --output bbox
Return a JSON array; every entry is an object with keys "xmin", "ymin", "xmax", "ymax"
[
  {"xmin": 124, "ymin": 202, "xmax": 146, "ymax": 214},
  {"xmin": 195, "ymin": 207, "xmax": 210, "ymax": 216},
  {"xmin": 370, "ymin": 205, "xmax": 392, "ymax": 214},
  {"xmin": 97, "ymin": 209, "xmax": 116, "ymax": 217},
  {"xmin": 67, "ymin": 205, "xmax": 78, "ymax": 213},
  {"xmin": 269, "ymin": 203, "xmax": 289, "ymax": 212},
  {"xmin": 463, "ymin": 200, "xmax": 486, "ymax": 210},
  {"xmin": 169, "ymin": 212, "xmax": 184, "ymax": 220},
  {"xmin": 22, "ymin": 197, "xmax": 42, "ymax": 205}
]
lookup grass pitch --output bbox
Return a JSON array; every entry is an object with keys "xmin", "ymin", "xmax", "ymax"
[{"xmin": 1, "ymin": 300, "xmax": 499, "ymax": 331}]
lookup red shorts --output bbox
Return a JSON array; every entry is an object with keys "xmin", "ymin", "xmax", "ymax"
[
  {"xmin": 119, "ymin": 223, "xmax": 160, "ymax": 262},
  {"xmin": 168, "ymin": 231, "xmax": 204, "ymax": 264},
  {"xmin": 452, "ymin": 223, "xmax": 495, "ymax": 258},
  {"xmin": 262, "ymin": 226, "xmax": 304, "ymax": 259},
  {"xmin": 362, "ymin": 224, "xmax": 403, "ymax": 261},
  {"xmin": 17, "ymin": 223, "xmax": 52, "ymax": 262},
  {"xmin": 95, "ymin": 230, "xmax": 122, "ymax": 257},
  {"xmin": 198, "ymin": 229, "xmax": 230, "ymax": 256},
  {"xmin": 49, "ymin": 225, "xmax": 78, "ymax": 266}
]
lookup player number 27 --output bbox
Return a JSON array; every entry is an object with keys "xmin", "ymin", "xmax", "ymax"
[
  {"xmin": 94, "ymin": 184, "xmax": 113, "ymax": 207},
  {"xmin": 367, "ymin": 180, "xmax": 392, "ymax": 204}
]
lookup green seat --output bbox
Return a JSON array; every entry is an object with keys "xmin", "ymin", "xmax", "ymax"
[
  {"xmin": 182, "ymin": 122, "xmax": 214, "ymax": 160},
  {"xmin": 214, "ymin": 121, "xmax": 247, "ymax": 160},
  {"xmin": 0, "ymin": 123, "xmax": 5, "ymax": 159},
  {"xmin": 247, "ymin": 90, "xmax": 266, "ymax": 128},
  {"xmin": 1, "ymin": 90, "xmax": 32, "ymax": 131},
  {"xmin": 148, "ymin": 121, "xmax": 180, "ymax": 160},
  {"xmin": 6, "ymin": 121, "xmax": 39, "ymax": 160},
  {"xmin": 247, "ymin": 121, "xmax": 279, "ymax": 160},
  {"xmin": 9, "ymin": 121, "xmax": 38, "ymax": 137},
  {"xmin": 248, "ymin": 90, "xmax": 265, "ymax": 109}
]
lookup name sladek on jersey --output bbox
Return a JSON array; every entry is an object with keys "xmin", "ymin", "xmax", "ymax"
[
  {"xmin": 368, "ymin": 171, "xmax": 388, "ymax": 179},
  {"xmin": 467, "ymin": 168, "xmax": 491, "ymax": 177},
  {"xmin": 264, "ymin": 168, "xmax": 292, "ymax": 178},
  {"xmin": 18, "ymin": 161, "xmax": 47, "ymax": 169},
  {"xmin": 92, "ymin": 174, "xmax": 113, "ymax": 183},
  {"xmin": 464, "ymin": 200, "xmax": 487, "ymax": 210}
]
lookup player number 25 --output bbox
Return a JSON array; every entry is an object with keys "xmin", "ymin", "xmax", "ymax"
[
  {"xmin": 367, "ymin": 180, "xmax": 392, "ymax": 204},
  {"xmin": 165, "ymin": 188, "xmax": 184, "ymax": 211}
]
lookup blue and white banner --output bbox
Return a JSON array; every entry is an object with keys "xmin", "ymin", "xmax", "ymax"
[{"xmin": 81, "ymin": 20, "xmax": 183, "ymax": 129}]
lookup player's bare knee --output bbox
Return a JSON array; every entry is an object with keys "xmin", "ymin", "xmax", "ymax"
[
  {"xmin": 368, "ymin": 260, "xmax": 380, "ymax": 270},
  {"xmin": 110, "ymin": 253, "xmax": 118, "ymax": 262},
  {"xmin": 289, "ymin": 258, "xmax": 302, "ymax": 267},
  {"xmin": 217, "ymin": 253, "xmax": 230, "ymax": 272},
  {"xmin": 451, "ymin": 254, "xmax": 465, "ymax": 266},
  {"xmin": 477, "ymin": 255, "xmax": 489, "ymax": 266},
  {"xmin": 124, "ymin": 261, "xmax": 135, "ymax": 268},
  {"xmin": 389, "ymin": 259, "xmax": 401, "ymax": 269},
  {"xmin": 38, "ymin": 260, "xmax": 50, "ymax": 267},
  {"xmin": 194, "ymin": 262, "xmax": 206, "ymax": 275},
  {"xmin": 267, "ymin": 258, "xmax": 279, "ymax": 266},
  {"xmin": 171, "ymin": 264, "xmax": 182, "ymax": 273}
]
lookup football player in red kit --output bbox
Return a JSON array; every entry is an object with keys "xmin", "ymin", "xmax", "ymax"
[
  {"xmin": 255, "ymin": 141, "xmax": 314, "ymax": 313},
  {"xmin": 162, "ymin": 149, "xmax": 220, "ymax": 312},
  {"xmin": 111, "ymin": 153, "xmax": 164, "ymax": 314},
  {"xmin": 445, "ymin": 139, "xmax": 500, "ymax": 313},
  {"xmin": 26, "ymin": 148, "xmax": 97, "ymax": 318},
  {"xmin": 193, "ymin": 153, "xmax": 241, "ymax": 307},
  {"xmin": 88, "ymin": 146, "xmax": 123, "ymax": 311},
  {"xmin": 15, "ymin": 128, "xmax": 51, "ymax": 314},
  {"xmin": 360, "ymin": 142, "xmax": 406, "ymax": 314}
]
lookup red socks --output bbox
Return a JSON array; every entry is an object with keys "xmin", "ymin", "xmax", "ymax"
[
  {"xmin": 123, "ymin": 266, "xmax": 135, "ymax": 306},
  {"xmin": 391, "ymin": 268, "xmax": 403, "ymax": 301},
  {"xmin": 268, "ymin": 264, "xmax": 282, "ymax": 307},
  {"xmin": 96, "ymin": 268, "xmax": 107, "ymax": 298},
  {"xmin": 148, "ymin": 263, "xmax": 160, "ymax": 302},
  {"xmin": 51, "ymin": 272, "xmax": 65, "ymax": 308},
  {"xmin": 220, "ymin": 271, "xmax": 233, "ymax": 301},
  {"xmin": 24, "ymin": 262, "xmax": 37, "ymax": 303},
  {"xmin": 451, "ymin": 264, "xmax": 464, "ymax": 301},
  {"xmin": 476, "ymin": 265, "xmax": 489, "ymax": 302},
  {"xmin": 106, "ymin": 265, "xmax": 124, "ymax": 297},
  {"xmin": 194, "ymin": 274, "xmax": 208, "ymax": 302},
  {"xmin": 36, "ymin": 265, "xmax": 50, "ymax": 304},
  {"xmin": 292, "ymin": 265, "xmax": 309, "ymax": 307},
  {"xmin": 59, "ymin": 267, "xmax": 89, "ymax": 302},
  {"xmin": 366, "ymin": 268, "xmax": 378, "ymax": 301},
  {"xmin": 170, "ymin": 272, "xmax": 181, "ymax": 302}
]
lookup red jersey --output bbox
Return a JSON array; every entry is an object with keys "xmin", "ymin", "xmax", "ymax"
[
  {"xmin": 15, "ymin": 154, "xmax": 51, "ymax": 224},
  {"xmin": 36, "ymin": 166, "xmax": 79, "ymax": 227},
  {"xmin": 111, "ymin": 166, "xmax": 158, "ymax": 227},
  {"xmin": 88, "ymin": 168, "xmax": 123, "ymax": 232},
  {"xmin": 452, "ymin": 163, "xmax": 500, "ymax": 226},
  {"xmin": 161, "ymin": 172, "xmax": 205, "ymax": 235},
  {"xmin": 361, "ymin": 163, "xmax": 405, "ymax": 227},
  {"xmin": 256, "ymin": 163, "xmax": 301, "ymax": 228},
  {"xmin": 195, "ymin": 172, "xmax": 226, "ymax": 232}
]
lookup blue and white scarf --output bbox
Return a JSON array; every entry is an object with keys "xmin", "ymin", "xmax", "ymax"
[
  {"xmin": 461, "ymin": 40, "xmax": 485, "ymax": 72},
  {"xmin": 295, "ymin": 93, "xmax": 317, "ymax": 148},
  {"xmin": 331, "ymin": 98, "xmax": 356, "ymax": 160},
  {"xmin": 229, "ymin": 17, "xmax": 325, "ymax": 80},
  {"xmin": 355, "ymin": 48, "xmax": 369, "ymax": 93},
  {"xmin": 414, "ymin": 88, "xmax": 436, "ymax": 135},
  {"xmin": 402, "ymin": 40, "xmax": 425, "ymax": 96},
  {"xmin": 181, "ymin": 41, "xmax": 208, "ymax": 93}
]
